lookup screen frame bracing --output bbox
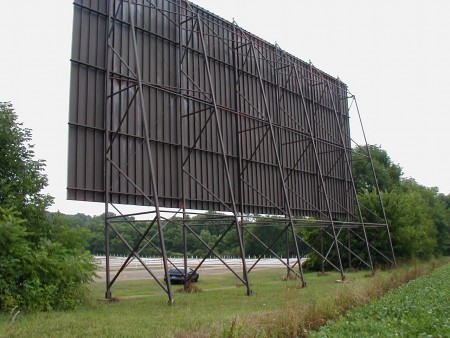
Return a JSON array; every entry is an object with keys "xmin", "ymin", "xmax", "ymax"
[{"xmin": 68, "ymin": 0, "xmax": 396, "ymax": 304}]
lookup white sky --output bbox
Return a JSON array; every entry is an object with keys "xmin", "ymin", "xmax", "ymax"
[{"xmin": 0, "ymin": 0, "xmax": 449, "ymax": 216}]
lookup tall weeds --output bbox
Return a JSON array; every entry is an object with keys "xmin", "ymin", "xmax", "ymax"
[{"xmin": 230, "ymin": 258, "xmax": 448, "ymax": 337}]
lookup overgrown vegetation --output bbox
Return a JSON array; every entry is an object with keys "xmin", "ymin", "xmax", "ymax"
[
  {"xmin": 304, "ymin": 145, "xmax": 450, "ymax": 271},
  {"xmin": 310, "ymin": 262, "xmax": 450, "ymax": 337},
  {"xmin": 357, "ymin": 146, "xmax": 450, "ymax": 258},
  {"xmin": 227, "ymin": 259, "xmax": 449, "ymax": 337},
  {"xmin": 0, "ymin": 102, "xmax": 95, "ymax": 311},
  {"xmin": 0, "ymin": 259, "xmax": 447, "ymax": 337}
]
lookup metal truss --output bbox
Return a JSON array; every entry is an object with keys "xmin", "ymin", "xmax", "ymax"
[
  {"xmin": 97, "ymin": 0, "xmax": 396, "ymax": 305},
  {"xmin": 103, "ymin": 0, "xmax": 176, "ymax": 303}
]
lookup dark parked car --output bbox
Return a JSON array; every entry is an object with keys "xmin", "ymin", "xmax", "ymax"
[{"xmin": 164, "ymin": 267, "xmax": 199, "ymax": 284}]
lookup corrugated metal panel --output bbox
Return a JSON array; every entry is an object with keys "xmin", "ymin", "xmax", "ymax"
[{"xmin": 68, "ymin": 0, "xmax": 355, "ymax": 219}]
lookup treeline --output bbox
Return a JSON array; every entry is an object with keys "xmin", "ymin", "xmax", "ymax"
[{"xmin": 55, "ymin": 211, "xmax": 302, "ymax": 258}]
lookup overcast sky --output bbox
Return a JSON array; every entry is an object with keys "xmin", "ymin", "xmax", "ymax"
[{"xmin": 0, "ymin": 0, "xmax": 449, "ymax": 216}]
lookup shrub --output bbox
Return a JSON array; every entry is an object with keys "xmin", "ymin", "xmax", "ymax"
[{"xmin": 0, "ymin": 207, "xmax": 95, "ymax": 311}]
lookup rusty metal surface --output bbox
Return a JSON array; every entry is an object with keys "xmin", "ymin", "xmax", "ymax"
[{"xmin": 68, "ymin": 0, "xmax": 354, "ymax": 219}]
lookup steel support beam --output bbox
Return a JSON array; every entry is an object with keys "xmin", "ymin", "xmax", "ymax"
[{"xmin": 68, "ymin": 0, "xmax": 396, "ymax": 305}]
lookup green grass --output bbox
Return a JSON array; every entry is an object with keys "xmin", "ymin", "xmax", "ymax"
[
  {"xmin": 0, "ymin": 260, "xmax": 447, "ymax": 337},
  {"xmin": 309, "ymin": 263, "xmax": 450, "ymax": 337}
]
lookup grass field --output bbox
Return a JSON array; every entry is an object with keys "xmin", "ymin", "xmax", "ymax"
[{"xmin": 1, "ymin": 259, "xmax": 448, "ymax": 337}]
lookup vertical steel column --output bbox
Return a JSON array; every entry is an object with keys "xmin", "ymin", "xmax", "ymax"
[
  {"xmin": 103, "ymin": 0, "xmax": 115, "ymax": 300},
  {"xmin": 339, "ymin": 82, "xmax": 352, "ymax": 224},
  {"xmin": 292, "ymin": 65, "xmax": 345, "ymax": 281},
  {"xmin": 309, "ymin": 61, "xmax": 326, "ymax": 275},
  {"xmin": 251, "ymin": 43, "xmax": 306, "ymax": 287},
  {"xmin": 178, "ymin": 1, "xmax": 189, "ymax": 290},
  {"xmin": 274, "ymin": 45, "xmax": 292, "ymax": 279},
  {"xmin": 232, "ymin": 21, "xmax": 245, "ymax": 223},
  {"xmin": 309, "ymin": 63, "xmax": 322, "ymax": 220},
  {"xmin": 127, "ymin": 0, "xmax": 174, "ymax": 304},
  {"xmin": 232, "ymin": 22, "xmax": 248, "ymax": 282},
  {"xmin": 326, "ymin": 82, "xmax": 373, "ymax": 271},
  {"xmin": 192, "ymin": 9, "xmax": 252, "ymax": 295}
]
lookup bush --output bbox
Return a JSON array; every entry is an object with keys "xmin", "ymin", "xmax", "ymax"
[
  {"xmin": 0, "ymin": 103, "xmax": 96, "ymax": 312},
  {"xmin": 0, "ymin": 207, "xmax": 95, "ymax": 311}
]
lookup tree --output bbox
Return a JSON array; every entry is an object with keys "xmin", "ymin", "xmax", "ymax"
[
  {"xmin": 358, "ymin": 187, "xmax": 438, "ymax": 260},
  {"xmin": 436, "ymin": 193, "xmax": 450, "ymax": 255},
  {"xmin": 302, "ymin": 145, "xmax": 447, "ymax": 271},
  {"xmin": 0, "ymin": 103, "xmax": 52, "ymax": 214},
  {"xmin": 396, "ymin": 179, "xmax": 450, "ymax": 256},
  {"xmin": 0, "ymin": 102, "xmax": 95, "ymax": 311},
  {"xmin": 0, "ymin": 208, "xmax": 95, "ymax": 310},
  {"xmin": 352, "ymin": 145, "xmax": 402, "ymax": 193}
]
